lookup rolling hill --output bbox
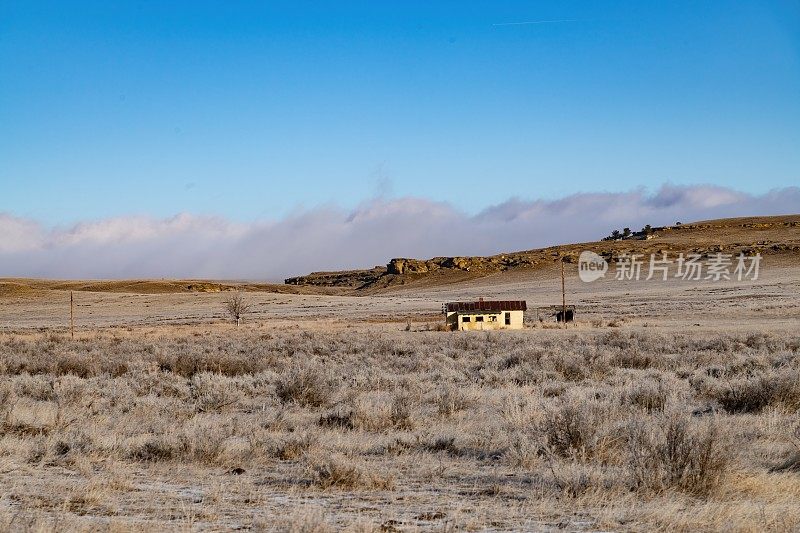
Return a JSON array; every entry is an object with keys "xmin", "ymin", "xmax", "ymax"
[{"xmin": 284, "ymin": 214, "xmax": 800, "ymax": 291}]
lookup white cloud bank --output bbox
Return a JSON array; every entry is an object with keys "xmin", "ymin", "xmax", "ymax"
[{"xmin": 1, "ymin": 184, "xmax": 798, "ymax": 281}]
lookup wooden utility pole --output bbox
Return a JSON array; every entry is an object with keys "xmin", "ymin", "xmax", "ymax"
[
  {"xmin": 70, "ymin": 291, "xmax": 74, "ymax": 339},
  {"xmin": 561, "ymin": 260, "xmax": 566, "ymax": 329}
]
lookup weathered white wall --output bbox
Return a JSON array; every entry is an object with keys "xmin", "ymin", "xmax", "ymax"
[{"xmin": 446, "ymin": 310, "xmax": 524, "ymax": 331}]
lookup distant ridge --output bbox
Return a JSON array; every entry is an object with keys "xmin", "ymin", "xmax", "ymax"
[
  {"xmin": 3, "ymin": 215, "xmax": 797, "ymax": 297},
  {"xmin": 285, "ymin": 215, "xmax": 800, "ymax": 291}
]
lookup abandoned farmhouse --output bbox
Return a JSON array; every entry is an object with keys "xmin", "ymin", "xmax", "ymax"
[{"xmin": 444, "ymin": 300, "xmax": 527, "ymax": 331}]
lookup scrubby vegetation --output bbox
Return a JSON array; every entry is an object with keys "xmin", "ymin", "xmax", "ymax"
[{"xmin": 0, "ymin": 327, "xmax": 799, "ymax": 530}]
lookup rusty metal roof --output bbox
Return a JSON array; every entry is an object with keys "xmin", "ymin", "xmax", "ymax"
[{"xmin": 445, "ymin": 300, "xmax": 527, "ymax": 313}]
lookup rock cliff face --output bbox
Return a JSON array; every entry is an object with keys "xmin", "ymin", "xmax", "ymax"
[
  {"xmin": 283, "ymin": 215, "xmax": 800, "ymax": 291},
  {"xmin": 284, "ymin": 267, "xmax": 386, "ymax": 288},
  {"xmin": 285, "ymin": 252, "xmax": 562, "ymax": 288},
  {"xmin": 386, "ymin": 255, "xmax": 545, "ymax": 275}
]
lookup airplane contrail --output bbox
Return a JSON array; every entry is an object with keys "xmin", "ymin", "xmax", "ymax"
[{"xmin": 492, "ymin": 19, "xmax": 579, "ymax": 26}]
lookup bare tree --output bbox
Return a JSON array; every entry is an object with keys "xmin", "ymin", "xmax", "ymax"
[{"xmin": 224, "ymin": 292, "xmax": 251, "ymax": 327}]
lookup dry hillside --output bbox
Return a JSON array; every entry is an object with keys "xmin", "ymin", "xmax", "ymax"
[{"xmin": 286, "ymin": 215, "xmax": 800, "ymax": 291}]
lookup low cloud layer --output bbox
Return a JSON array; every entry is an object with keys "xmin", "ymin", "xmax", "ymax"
[{"xmin": 2, "ymin": 184, "xmax": 798, "ymax": 281}]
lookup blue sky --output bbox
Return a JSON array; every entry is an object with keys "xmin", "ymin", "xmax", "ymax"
[{"xmin": 1, "ymin": 1, "xmax": 799, "ymax": 226}]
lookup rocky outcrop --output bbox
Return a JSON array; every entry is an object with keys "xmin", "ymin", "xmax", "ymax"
[
  {"xmin": 285, "ymin": 267, "xmax": 386, "ymax": 288},
  {"xmin": 386, "ymin": 258, "xmax": 433, "ymax": 275}
]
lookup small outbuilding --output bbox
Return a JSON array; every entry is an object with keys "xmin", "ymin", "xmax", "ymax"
[
  {"xmin": 443, "ymin": 299, "xmax": 527, "ymax": 331},
  {"xmin": 535, "ymin": 305, "xmax": 577, "ymax": 323}
]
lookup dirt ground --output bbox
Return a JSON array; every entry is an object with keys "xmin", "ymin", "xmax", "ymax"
[{"xmin": 2, "ymin": 257, "xmax": 798, "ymax": 332}]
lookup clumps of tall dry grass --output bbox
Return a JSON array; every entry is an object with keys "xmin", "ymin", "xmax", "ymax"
[
  {"xmin": 621, "ymin": 378, "xmax": 669, "ymax": 412},
  {"xmin": 611, "ymin": 349, "xmax": 655, "ymax": 370},
  {"xmin": 423, "ymin": 434, "xmax": 460, "ymax": 455},
  {"xmin": 271, "ymin": 506, "xmax": 383, "ymax": 533},
  {"xmin": 306, "ymin": 454, "xmax": 395, "ymax": 490},
  {"xmin": 769, "ymin": 423, "xmax": 800, "ymax": 473},
  {"xmin": 434, "ymin": 384, "xmax": 475, "ymax": 416},
  {"xmin": 503, "ymin": 430, "xmax": 541, "ymax": 469},
  {"xmin": 128, "ymin": 435, "xmax": 178, "ymax": 462},
  {"xmin": 770, "ymin": 451, "xmax": 800, "ymax": 473},
  {"xmin": 318, "ymin": 405, "xmax": 356, "ymax": 430},
  {"xmin": 709, "ymin": 370, "xmax": 800, "ymax": 413},
  {"xmin": 190, "ymin": 372, "xmax": 242, "ymax": 413},
  {"xmin": 276, "ymin": 363, "xmax": 337, "ymax": 407},
  {"xmin": 627, "ymin": 414, "xmax": 728, "ymax": 495},
  {"xmin": 538, "ymin": 398, "xmax": 601, "ymax": 459},
  {"xmin": 273, "ymin": 507, "xmax": 334, "ymax": 533},
  {"xmin": 388, "ymin": 392, "xmax": 416, "ymax": 430},
  {"xmin": 274, "ymin": 433, "xmax": 317, "ymax": 460},
  {"xmin": 318, "ymin": 391, "xmax": 416, "ymax": 432}
]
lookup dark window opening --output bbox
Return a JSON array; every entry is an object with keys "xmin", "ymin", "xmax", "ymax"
[
  {"xmin": 505, "ymin": 312, "xmax": 511, "ymax": 325},
  {"xmin": 462, "ymin": 316, "xmax": 471, "ymax": 322},
  {"xmin": 475, "ymin": 316, "xmax": 484, "ymax": 322}
]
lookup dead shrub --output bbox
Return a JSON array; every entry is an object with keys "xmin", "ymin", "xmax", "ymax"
[
  {"xmin": 55, "ymin": 352, "xmax": 101, "ymax": 378},
  {"xmin": 435, "ymin": 385, "xmax": 474, "ymax": 416},
  {"xmin": 503, "ymin": 431, "xmax": 540, "ymax": 469},
  {"xmin": 308, "ymin": 455, "xmax": 394, "ymax": 491},
  {"xmin": 538, "ymin": 399, "xmax": 599, "ymax": 459},
  {"xmin": 318, "ymin": 405, "xmax": 356, "ymax": 430},
  {"xmin": 155, "ymin": 349, "xmax": 258, "ymax": 378},
  {"xmin": 190, "ymin": 373, "xmax": 242, "ymax": 413},
  {"xmin": 276, "ymin": 363, "xmax": 336, "ymax": 408},
  {"xmin": 13, "ymin": 375, "xmax": 56, "ymax": 401},
  {"xmin": 622, "ymin": 379, "xmax": 668, "ymax": 412},
  {"xmin": 611, "ymin": 349, "xmax": 654, "ymax": 370},
  {"xmin": 129, "ymin": 436, "xmax": 177, "ymax": 462},
  {"xmin": 552, "ymin": 354, "xmax": 588, "ymax": 381},
  {"xmin": 177, "ymin": 422, "xmax": 230, "ymax": 464},
  {"xmin": 549, "ymin": 463, "xmax": 615, "ymax": 497},
  {"xmin": 273, "ymin": 507, "xmax": 334, "ymax": 533},
  {"xmin": 626, "ymin": 414, "xmax": 728, "ymax": 495},
  {"xmin": 275, "ymin": 433, "xmax": 317, "ymax": 461},
  {"xmin": 389, "ymin": 392, "xmax": 415, "ymax": 430},
  {"xmin": 770, "ymin": 451, "xmax": 800, "ymax": 473},
  {"xmin": 713, "ymin": 371, "xmax": 800, "ymax": 413},
  {"xmin": 425, "ymin": 435, "xmax": 459, "ymax": 455}
]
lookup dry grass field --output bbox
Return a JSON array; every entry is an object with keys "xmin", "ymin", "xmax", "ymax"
[
  {"xmin": 1, "ymin": 323, "xmax": 800, "ymax": 532},
  {"xmin": 1, "ymin": 219, "xmax": 800, "ymax": 532}
]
